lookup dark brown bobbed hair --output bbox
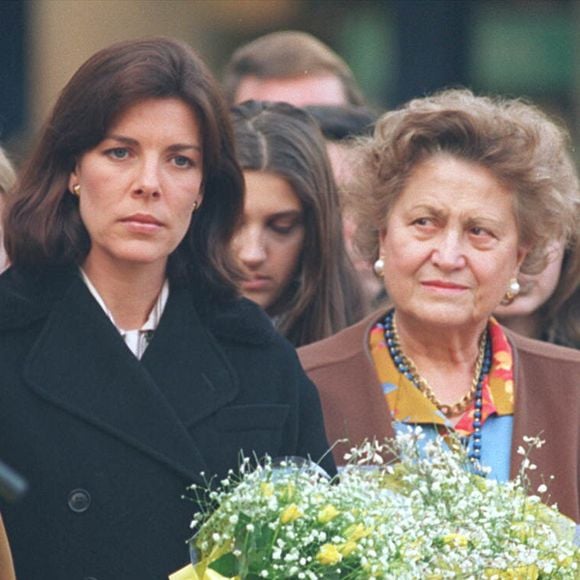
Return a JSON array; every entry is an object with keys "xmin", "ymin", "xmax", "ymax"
[
  {"xmin": 4, "ymin": 37, "xmax": 244, "ymax": 301},
  {"xmin": 231, "ymin": 100, "xmax": 367, "ymax": 347}
]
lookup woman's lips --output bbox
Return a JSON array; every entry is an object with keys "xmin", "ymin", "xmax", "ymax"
[
  {"xmin": 241, "ymin": 276, "xmax": 272, "ymax": 291},
  {"xmin": 421, "ymin": 280, "xmax": 469, "ymax": 292},
  {"xmin": 121, "ymin": 213, "xmax": 163, "ymax": 233}
]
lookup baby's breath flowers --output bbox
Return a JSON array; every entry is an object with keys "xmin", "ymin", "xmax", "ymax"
[{"xmin": 183, "ymin": 429, "xmax": 579, "ymax": 579}]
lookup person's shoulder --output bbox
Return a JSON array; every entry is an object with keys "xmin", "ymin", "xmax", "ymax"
[
  {"xmin": 0, "ymin": 265, "xmax": 76, "ymax": 331},
  {"xmin": 507, "ymin": 327, "xmax": 580, "ymax": 364},
  {"xmin": 298, "ymin": 311, "xmax": 382, "ymax": 371}
]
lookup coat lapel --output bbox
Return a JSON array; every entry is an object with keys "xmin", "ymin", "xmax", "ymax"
[
  {"xmin": 141, "ymin": 285, "xmax": 240, "ymax": 428},
  {"xmin": 23, "ymin": 276, "xmax": 237, "ymax": 484}
]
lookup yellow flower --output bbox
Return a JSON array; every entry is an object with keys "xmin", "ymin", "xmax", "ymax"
[
  {"xmin": 260, "ymin": 482, "xmax": 274, "ymax": 497},
  {"xmin": 280, "ymin": 503, "xmax": 302, "ymax": 524},
  {"xmin": 510, "ymin": 522, "xmax": 530, "ymax": 541},
  {"xmin": 441, "ymin": 533, "xmax": 468, "ymax": 548},
  {"xmin": 316, "ymin": 543, "xmax": 343, "ymax": 566},
  {"xmin": 508, "ymin": 565, "xmax": 539, "ymax": 579},
  {"xmin": 169, "ymin": 563, "xmax": 239, "ymax": 580},
  {"xmin": 473, "ymin": 476, "xmax": 489, "ymax": 493},
  {"xmin": 344, "ymin": 523, "xmax": 370, "ymax": 542},
  {"xmin": 180, "ymin": 541, "xmax": 238, "ymax": 580},
  {"xmin": 402, "ymin": 538, "xmax": 423, "ymax": 560},
  {"xmin": 338, "ymin": 540, "xmax": 357, "ymax": 557},
  {"xmin": 483, "ymin": 565, "xmax": 539, "ymax": 579},
  {"xmin": 317, "ymin": 504, "xmax": 340, "ymax": 524},
  {"xmin": 280, "ymin": 482, "xmax": 296, "ymax": 501}
]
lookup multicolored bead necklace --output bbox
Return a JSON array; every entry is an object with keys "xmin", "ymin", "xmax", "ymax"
[{"xmin": 382, "ymin": 309, "xmax": 492, "ymax": 466}]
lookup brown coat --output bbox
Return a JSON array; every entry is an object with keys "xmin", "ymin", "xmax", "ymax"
[{"xmin": 299, "ymin": 311, "xmax": 580, "ymax": 522}]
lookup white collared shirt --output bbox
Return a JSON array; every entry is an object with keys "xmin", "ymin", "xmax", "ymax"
[{"xmin": 80, "ymin": 269, "xmax": 169, "ymax": 359}]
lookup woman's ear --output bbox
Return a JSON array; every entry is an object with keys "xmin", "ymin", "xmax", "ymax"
[
  {"xmin": 378, "ymin": 226, "xmax": 388, "ymax": 257},
  {"xmin": 516, "ymin": 245, "xmax": 529, "ymax": 270},
  {"xmin": 68, "ymin": 166, "xmax": 79, "ymax": 193}
]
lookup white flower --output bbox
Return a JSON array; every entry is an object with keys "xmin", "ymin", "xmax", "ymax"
[{"xmin": 187, "ymin": 432, "xmax": 578, "ymax": 579}]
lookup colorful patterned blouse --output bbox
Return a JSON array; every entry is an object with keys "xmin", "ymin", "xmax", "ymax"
[{"xmin": 369, "ymin": 315, "xmax": 516, "ymax": 479}]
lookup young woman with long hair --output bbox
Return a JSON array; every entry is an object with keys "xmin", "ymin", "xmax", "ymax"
[{"xmin": 231, "ymin": 100, "xmax": 367, "ymax": 347}]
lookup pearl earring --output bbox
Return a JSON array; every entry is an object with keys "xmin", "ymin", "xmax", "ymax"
[
  {"xmin": 373, "ymin": 257, "xmax": 385, "ymax": 278},
  {"xmin": 501, "ymin": 278, "xmax": 521, "ymax": 305}
]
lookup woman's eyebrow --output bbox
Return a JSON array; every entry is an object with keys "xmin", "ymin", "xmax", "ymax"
[
  {"xmin": 269, "ymin": 210, "xmax": 303, "ymax": 219},
  {"xmin": 167, "ymin": 143, "xmax": 202, "ymax": 153},
  {"xmin": 104, "ymin": 134, "xmax": 138, "ymax": 146},
  {"xmin": 104, "ymin": 135, "xmax": 201, "ymax": 153}
]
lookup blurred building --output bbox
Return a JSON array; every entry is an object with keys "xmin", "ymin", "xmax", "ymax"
[{"xmin": 1, "ymin": 0, "xmax": 579, "ymax": 162}]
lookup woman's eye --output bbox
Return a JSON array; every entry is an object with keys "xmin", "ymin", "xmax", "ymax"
[
  {"xmin": 412, "ymin": 217, "xmax": 434, "ymax": 227},
  {"xmin": 106, "ymin": 147, "xmax": 129, "ymax": 160},
  {"xmin": 172, "ymin": 155, "xmax": 194, "ymax": 168},
  {"xmin": 270, "ymin": 220, "xmax": 302, "ymax": 235},
  {"xmin": 470, "ymin": 226, "xmax": 492, "ymax": 237}
]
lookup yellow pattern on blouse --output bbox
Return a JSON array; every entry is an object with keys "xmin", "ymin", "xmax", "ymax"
[{"xmin": 369, "ymin": 316, "xmax": 515, "ymax": 436}]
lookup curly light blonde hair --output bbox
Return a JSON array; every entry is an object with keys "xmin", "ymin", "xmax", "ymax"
[{"xmin": 348, "ymin": 89, "xmax": 580, "ymax": 276}]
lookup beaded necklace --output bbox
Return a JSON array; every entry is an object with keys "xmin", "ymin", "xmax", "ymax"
[{"xmin": 382, "ymin": 310, "xmax": 492, "ymax": 466}]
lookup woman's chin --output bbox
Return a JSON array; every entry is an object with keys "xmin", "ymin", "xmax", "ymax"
[
  {"xmin": 86, "ymin": 248, "xmax": 171, "ymax": 272},
  {"xmin": 400, "ymin": 302, "xmax": 488, "ymax": 330}
]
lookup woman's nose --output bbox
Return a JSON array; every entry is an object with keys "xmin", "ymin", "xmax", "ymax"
[
  {"xmin": 236, "ymin": 229, "xmax": 267, "ymax": 268},
  {"xmin": 430, "ymin": 230, "xmax": 466, "ymax": 270},
  {"xmin": 133, "ymin": 159, "xmax": 161, "ymax": 198}
]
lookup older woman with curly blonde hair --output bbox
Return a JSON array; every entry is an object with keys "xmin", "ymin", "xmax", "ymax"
[{"xmin": 299, "ymin": 89, "xmax": 580, "ymax": 522}]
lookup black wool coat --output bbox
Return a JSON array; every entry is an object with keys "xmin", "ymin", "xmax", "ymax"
[{"xmin": 0, "ymin": 267, "xmax": 335, "ymax": 580}]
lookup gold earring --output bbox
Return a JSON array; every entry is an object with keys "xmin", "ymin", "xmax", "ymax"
[
  {"xmin": 192, "ymin": 200, "xmax": 198, "ymax": 213},
  {"xmin": 72, "ymin": 184, "xmax": 81, "ymax": 196},
  {"xmin": 373, "ymin": 257, "xmax": 385, "ymax": 278},
  {"xmin": 501, "ymin": 278, "xmax": 521, "ymax": 305}
]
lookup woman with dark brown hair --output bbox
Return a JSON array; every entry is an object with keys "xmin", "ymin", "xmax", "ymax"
[
  {"xmin": 0, "ymin": 38, "xmax": 334, "ymax": 579},
  {"xmin": 230, "ymin": 100, "xmax": 367, "ymax": 347}
]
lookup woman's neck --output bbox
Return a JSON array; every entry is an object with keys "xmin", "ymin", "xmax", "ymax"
[
  {"xmin": 395, "ymin": 311, "xmax": 486, "ymax": 362},
  {"xmin": 393, "ymin": 310, "xmax": 488, "ymax": 405},
  {"xmin": 82, "ymin": 257, "xmax": 166, "ymax": 331}
]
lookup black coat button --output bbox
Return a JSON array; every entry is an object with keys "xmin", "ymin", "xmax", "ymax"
[{"xmin": 67, "ymin": 488, "xmax": 91, "ymax": 513}]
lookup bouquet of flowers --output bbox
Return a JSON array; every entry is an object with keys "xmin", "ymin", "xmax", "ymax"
[{"xmin": 171, "ymin": 429, "xmax": 579, "ymax": 579}]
